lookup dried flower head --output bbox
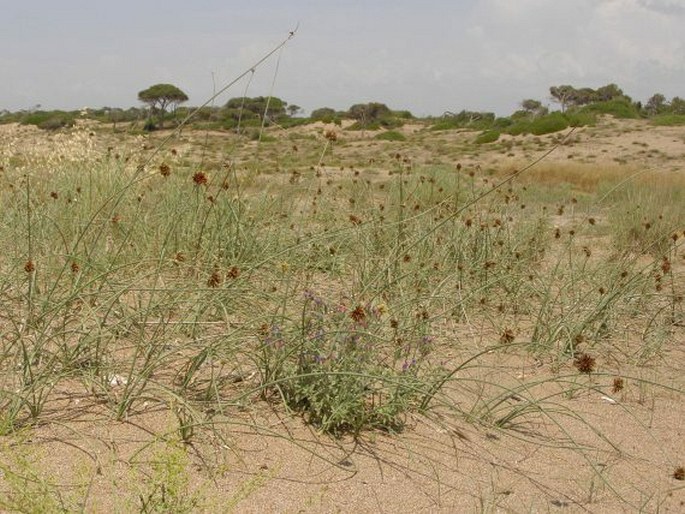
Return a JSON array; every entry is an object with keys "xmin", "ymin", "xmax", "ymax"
[
  {"xmin": 661, "ymin": 257, "xmax": 671, "ymax": 274},
  {"xmin": 227, "ymin": 266, "xmax": 240, "ymax": 279},
  {"xmin": 24, "ymin": 260, "xmax": 35, "ymax": 273},
  {"xmin": 674, "ymin": 467, "xmax": 685, "ymax": 481},
  {"xmin": 207, "ymin": 270, "xmax": 222, "ymax": 288},
  {"xmin": 350, "ymin": 305, "xmax": 366, "ymax": 324},
  {"xmin": 323, "ymin": 128, "xmax": 338, "ymax": 142},
  {"xmin": 70, "ymin": 261, "xmax": 80, "ymax": 273},
  {"xmin": 611, "ymin": 377, "xmax": 624, "ymax": 393},
  {"xmin": 500, "ymin": 329, "xmax": 515, "ymax": 344},
  {"xmin": 50, "ymin": 191, "xmax": 59, "ymax": 200},
  {"xmin": 349, "ymin": 214, "xmax": 362, "ymax": 225},
  {"xmin": 574, "ymin": 353, "xmax": 596, "ymax": 374},
  {"xmin": 159, "ymin": 163, "xmax": 171, "ymax": 177},
  {"xmin": 193, "ymin": 171, "xmax": 208, "ymax": 186},
  {"xmin": 588, "ymin": 217, "xmax": 596, "ymax": 225}
]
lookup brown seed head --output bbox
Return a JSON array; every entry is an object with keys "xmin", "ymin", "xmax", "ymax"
[
  {"xmin": 24, "ymin": 260, "xmax": 35, "ymax": 273},
  {"xmin": 350, "ymin": 305, "xmax": 366, "ymax": 324},
  {"xmin": 611, "ymin": 377, "xmax": 624, "ymax": 393},
  {"xmin": 574, "ymin": 353, "xmax": 596, "ymax": 374},
  {"xmin": 70, "ymin": 261, "xmax": 80, "ymax": 273},
  {"xmin": 661, "ymin": 257, "xmax": 671, "ymax": 274},
  {"xmin": 159, "ymin": 163, "xmax": 171, "ymax": 177},
  {"xmin": 674, "ymin": 467, "xmax": 685, "ymax": 481},
  {"xmin": 193, "ymin": 171, "xmax": 208, "ymax": 186},
  {"xmin": 207, "ymin": 270, "xmax": 222, "ymax": 288},
  {"xmin": 500, "ymin": 329, "xmax": 515, "ymax": 344}
]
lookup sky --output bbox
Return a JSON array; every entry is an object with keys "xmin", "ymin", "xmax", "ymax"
[{"xmin": 2, "ymin": 0, "xmax": 684, "ymax": 116}]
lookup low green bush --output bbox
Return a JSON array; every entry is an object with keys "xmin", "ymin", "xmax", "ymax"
[
  {"xmin": 20, "ymin": 111, "xmax": 77, "ymax": 130},
  {"xmin": 475, "ymin": 130, "xmax": 500, "ymax": 144},
  {"xmin": 650, "ymin": 114, "xmax": 685, "ymax": 126},
  {"xmin": 579, "ymin": 98, "xmax": 640, "ymax": 119},
  {"xmin": 375, "ymin": 130, "xmax": 406, "ymax": 141}
]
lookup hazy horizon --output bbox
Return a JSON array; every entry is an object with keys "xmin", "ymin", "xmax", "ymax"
[{"xmin": 3, "ymin": 1, "xmax": 684, "ymax": 116}]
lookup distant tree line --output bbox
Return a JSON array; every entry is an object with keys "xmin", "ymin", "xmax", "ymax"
[{"xmin": 2, "ymin": 80, "xmax": 684, "ymax": 133}]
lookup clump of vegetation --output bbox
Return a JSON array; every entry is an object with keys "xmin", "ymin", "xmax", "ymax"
[
  {"xmin": 375, "ymin": 130, "xmax": 406, "ymax": 141},
  {"xmin": 345, "ymin": 102, "xmax": 410, "ymax": 130},
  {"xmin": 138, "ymin": 83, "xmax": 189, "ymax": 129},
  {"xmin": 650, "ymin": 114, "xmax": 685, "ymax": 126},
  {"xmin": 474, "ymin": 129, "xmax": 500, "ymax": 144},
  {"xmin": 1, "ymin": 64, "xmax": 684, "ymax": 510}
]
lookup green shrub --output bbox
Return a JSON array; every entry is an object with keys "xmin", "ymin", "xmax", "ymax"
[
  {"xmin": 506, "ymin": 120, "xmax": 532, "ymax": 136},
  {"xmin": 375, "ymin": 130, "xmax": 406, "ymax": 141},
  {"xmin": 565, "ymin": 111, "xmax": 596, "ymax": 127},
  {"xmin": 650, "ymin": 114, "xmax": 685, "ymax": 126},
  {"xmin": 429, "ymin": 118, "xmax": 464, "ymax": 131},
  {"xmin": 528, "ymin": 112, "xmax": 569, "ymax": 135},
  {"xmin": 579, "ymin": 98, "xmax": 640, "ymax": 119},
  {"xmin": 257, "ymin": 291, "xmax": 435, "ymax": 435},
  {"xmin": 475, "ymin": 130, "xmax": 500, "ymax": 144},
  {"xmin": 20, "ymin": 110, "xmax": 77, "ymax": 130},
  {"xmin": 429, "ymin": 110, "xmax": 496, "ymax": 131},
  {"xmin": 348, "ymin": 117, "xmax": 403, "ymax": 131}
]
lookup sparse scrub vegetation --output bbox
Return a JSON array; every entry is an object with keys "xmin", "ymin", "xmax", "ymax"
[{"xmin": 0, "ymin": 73, "xmax": 684, "ymax": 511}]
